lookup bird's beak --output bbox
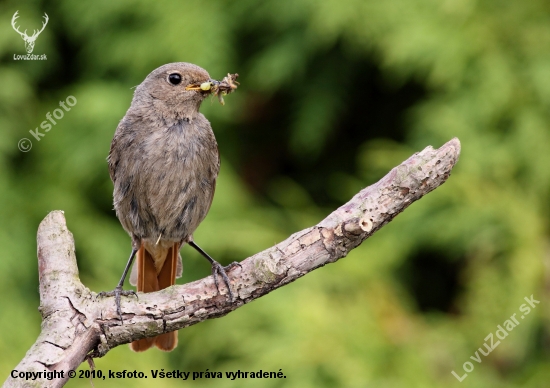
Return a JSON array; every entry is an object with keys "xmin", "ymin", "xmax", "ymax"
[
  {"xmin": 185, "ymin": 74, "xmax": 239, "ymax": 105},
  {"xmin": 184, "ymin": 81, "xmax": 214, "ymax": 92}
]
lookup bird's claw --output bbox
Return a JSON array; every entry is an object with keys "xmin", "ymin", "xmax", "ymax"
[
  {"xmin": 211, "ymin": 261, "xmax": 235, "ymax": 302},
  {"xmin": 98, "ymin": 286, "xmax": 138, "ymax": 323},
  {"xmin": 224, "ymin": 261, "xmax": 242, "ymax": 272}
]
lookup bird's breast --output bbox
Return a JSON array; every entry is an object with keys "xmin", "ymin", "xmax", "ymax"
[{"xmin": 113, "ymin": 115, "xmax": 219, "ymax": 242}]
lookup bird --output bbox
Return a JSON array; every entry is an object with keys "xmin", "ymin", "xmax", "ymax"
[{"xmin": 103, "ymin": 62, "xmax": 236, "ymax": 352}]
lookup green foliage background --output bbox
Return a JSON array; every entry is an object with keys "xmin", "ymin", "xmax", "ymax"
[{"xmin": 1, "ymin": 0, "xmax": 549, "ymax": 386}]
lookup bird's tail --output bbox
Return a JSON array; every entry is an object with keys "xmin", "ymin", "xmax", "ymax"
[{"xmin": 130, "ymin": 242, "xmax": 180, "ymax": 352}]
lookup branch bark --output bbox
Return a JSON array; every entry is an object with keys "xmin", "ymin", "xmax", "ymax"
[{"xmin": 4, "ymin": 138, "xmax": 461, "ymax": 388}]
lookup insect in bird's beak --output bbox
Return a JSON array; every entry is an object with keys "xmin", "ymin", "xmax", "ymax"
[
  {"xmin": 185, "ymin": 73, "xmax": 239, "ymax": 105},
  {"xmin": 184, "ymin": 82, "xmax": 213, "ymax": 91}
]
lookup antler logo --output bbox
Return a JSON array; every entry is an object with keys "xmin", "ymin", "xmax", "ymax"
[{"xmin": 11, "ymin": 11, "xmax": 49, "ymax": 54}]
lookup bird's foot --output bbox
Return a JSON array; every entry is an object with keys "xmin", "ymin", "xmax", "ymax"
[
  {"xmin": 188, "ymin": 241, "xmax": 237, "ymax": 303},
  {"xmin": 98, "ymin": 286, "xmax": 138, "ymax": 322},
  {"xmin": 211, "ymin": 260, "xmax": 235, "ymax": 302}
]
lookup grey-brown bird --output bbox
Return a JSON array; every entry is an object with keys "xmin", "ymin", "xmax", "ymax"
[{"xmin": 105, "ymin": 63, "xmax": 237, "ymax": 352}]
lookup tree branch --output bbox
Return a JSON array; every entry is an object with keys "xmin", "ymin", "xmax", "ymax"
[{"xmin": 4, "ymin": 138, "xmax": 461, "ymax": 388}]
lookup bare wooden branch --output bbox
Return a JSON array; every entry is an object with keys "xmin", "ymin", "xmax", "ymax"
[{"xmin": 4, "ymin": 138, "xmax": 461, "ymax": 388}]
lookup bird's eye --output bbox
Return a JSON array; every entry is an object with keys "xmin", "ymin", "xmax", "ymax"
[{"xmin": 168, "ymin": 73, "xmax": 182, "ymax": 85}]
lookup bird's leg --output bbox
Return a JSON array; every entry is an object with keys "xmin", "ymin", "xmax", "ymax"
[
  {"xmin": 98, "ymin": 248, "xmax": 138, "ymax": 322},
  {"xmin": 188, "ymin": 241, "xmax": 235, "ymax": 302}
]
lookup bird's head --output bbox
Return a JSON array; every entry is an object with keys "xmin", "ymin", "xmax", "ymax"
[
  {"xmin": 130, "ymin": 63, "xmax": 238, "ymax": 122},
  {"xmin": 132, "ymin": 62, "xmax": 212, "ymax": 121}
]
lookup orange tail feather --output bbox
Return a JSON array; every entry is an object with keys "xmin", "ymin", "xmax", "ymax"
[{"xmin": 130, "ymin": 243, "xmax": 179, "ymax": 352}]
